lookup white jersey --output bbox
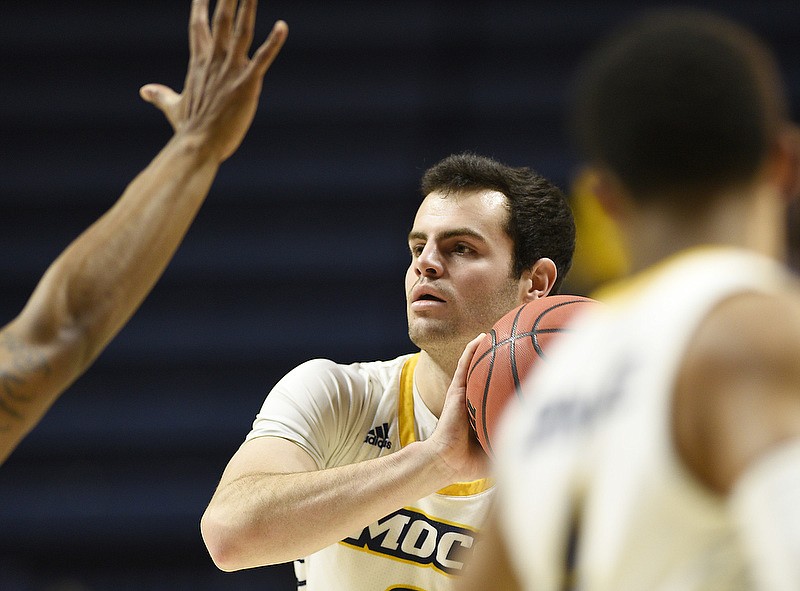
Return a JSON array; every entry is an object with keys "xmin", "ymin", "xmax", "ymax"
[
  {"xmin": 247, "ymin": 353, "xmax": 494, "ymax": 591},
  {"xmin": 495, "ymin": 247, "xmax": 788, "ymax": 591}
]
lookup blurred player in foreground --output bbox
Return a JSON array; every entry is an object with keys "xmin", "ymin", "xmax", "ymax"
[
  {"xmin": 461, "ymin": 9, "xmax": 800, "ymax": 591},
  {"xmin": 0, "ymin": 0, "xmax": 287, "ymax": 465}
]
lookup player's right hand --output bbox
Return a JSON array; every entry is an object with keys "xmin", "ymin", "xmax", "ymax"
[{"xmin": 429, "ymin": 334, "xmax": 490, "ymax": 483}]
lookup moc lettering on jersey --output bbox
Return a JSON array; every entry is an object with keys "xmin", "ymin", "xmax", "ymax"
[
  {"xmin": 341, "ymin": 507, "xmax": 477, "ymax": 575},
  {"xmin": 365, "ymin": 422, "xmax": 393, "ymax": 449}
]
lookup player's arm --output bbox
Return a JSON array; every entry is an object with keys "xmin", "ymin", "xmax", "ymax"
[
  {"xmin": 201, "ymin": 337, "xmax": 488, "ymax": 572},
  {"xmin": 457, "ymin": 507, "xmax": 522, "ymax": 591},
  {"xmin": 674, "ymin": 289, "xmax": 800, "ymax": 590},
  {"xmin": 0, "ymin": 0, "xmax": 288, "ymax": 464}
]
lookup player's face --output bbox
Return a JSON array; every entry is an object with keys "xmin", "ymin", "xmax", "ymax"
[{"xmin": 405, "ymin": 189, "xmax": 527, "ymax": 355}]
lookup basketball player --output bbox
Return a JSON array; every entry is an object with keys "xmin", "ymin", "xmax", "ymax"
[
  {"xmin": 200, "ymin": 152, "xmax": 576, "ymax": 590},
  {"xmin": 460, "ymin": 9, "xmax": 800, "ymax": 591},
  {"xmin": 0, "ymin": 0, "xmax": 287, "ymax": 465}
]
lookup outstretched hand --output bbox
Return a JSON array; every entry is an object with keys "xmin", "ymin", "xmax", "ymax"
[{"xmin": 139, "ymin": 0, "xmax": 288, "ymax": 163}]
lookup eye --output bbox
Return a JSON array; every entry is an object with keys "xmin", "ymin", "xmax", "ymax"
[
  {"xmin": 453, "ymin": 242, "xmax": 474, "ymax": 255},
  {"xmin": 409, "ymin": 243, "xmax": 425, "ymax": 257}
]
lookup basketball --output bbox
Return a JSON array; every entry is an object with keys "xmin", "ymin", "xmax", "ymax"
[{"xmin": 466, "ymin": 295, "xmax": 600, "ymax": 457}]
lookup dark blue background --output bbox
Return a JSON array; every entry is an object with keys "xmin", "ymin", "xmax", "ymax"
[{"xmin": 1, "ymin": 1, "xmax": 798, "ymax": 589}]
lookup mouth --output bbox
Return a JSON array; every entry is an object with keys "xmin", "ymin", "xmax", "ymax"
[
  {"xmin": 416, "ymin": 293, "xmax": 445, "ymax": 303},
  {"xmin": 409, "ymin": 285, "xmax": 448, "ymax": 311}
]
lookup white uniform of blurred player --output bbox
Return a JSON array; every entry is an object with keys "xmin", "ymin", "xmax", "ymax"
[{"xmin": 459, "ymin": 9, "xmax": 800, "ymax": 591}]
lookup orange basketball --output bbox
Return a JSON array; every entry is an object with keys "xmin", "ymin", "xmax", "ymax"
[{"xmin": 466, "ymin": 295, "xmax": 600, "ymax": 457}]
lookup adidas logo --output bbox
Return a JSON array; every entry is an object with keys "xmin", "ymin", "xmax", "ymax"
[{"xmin": 364, "ymin": 422, "xmax": 392, "ymax": 449}]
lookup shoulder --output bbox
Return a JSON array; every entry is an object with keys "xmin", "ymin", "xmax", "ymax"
[
  {"xmin": 681, "ymin": 289, "xmax": 800, "ymax": 390},
  {"xmin": 283, "ymin": 354, "xmax": 414, "ymax": 383},
  {"xmin": 270, "ymin": 354, "xmax": 415, "ymax": 401},
  {"xmin": 681, "ymin": 288, "xmax": 800, "ymax": 389},
  {"xmin": 674, "ymin": 286, "xmax": 800, "ymax": 493}
]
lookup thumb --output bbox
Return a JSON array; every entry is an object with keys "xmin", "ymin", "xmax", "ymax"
[
  {"xmin": 139, "ymin": 84, "xmax": 180, "ymax": 112},
  {"xmin": 457, "ymin": 334, "xmax": 486, "ymax": 381}
]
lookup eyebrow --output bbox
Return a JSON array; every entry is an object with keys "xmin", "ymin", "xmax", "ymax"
[{"xmin": 407, "ymin": 228, "xmax": 488, "ymax": 243}]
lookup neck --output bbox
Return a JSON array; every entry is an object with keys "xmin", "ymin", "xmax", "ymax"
[
  {"xmin": 413, "ymin": 350, "xmax": 457, "ymax": 418},
  {"xmin": 623, "ymin": 184, "xmax": 785, "ymax": 273}
]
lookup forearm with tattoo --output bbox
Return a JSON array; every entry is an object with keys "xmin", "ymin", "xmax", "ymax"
[{"xmin": 0, "ymin": 332, "xmax": 51, "ymax": 431}]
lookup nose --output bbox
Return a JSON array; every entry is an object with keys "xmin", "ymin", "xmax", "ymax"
[{"xmin": 415, "ymin": 243, "xmax": 443, "ymax": 278}]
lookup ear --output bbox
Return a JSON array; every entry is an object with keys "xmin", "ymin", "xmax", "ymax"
[
  {"xmin": 768, "ymin": 125, "xmax": 800, "ymax": 203},
  {"xmin": 519, "ymin": 257, "xmax": 558, "ymax": 302}
]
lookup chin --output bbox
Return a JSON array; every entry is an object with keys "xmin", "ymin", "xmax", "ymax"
[{"xmin": 408, "ymin": 324, "xmax": 467, "ymax": 352}]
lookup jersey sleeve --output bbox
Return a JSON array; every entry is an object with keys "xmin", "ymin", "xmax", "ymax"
[{"xmin": 245, "ymin": 358, "xmax": 371, "ymax": 469}]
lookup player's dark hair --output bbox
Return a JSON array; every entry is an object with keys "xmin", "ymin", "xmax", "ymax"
[
  {"xmin": 420, "ymin": 152, "xmax": 575, "ymax": 294},
  {"xmin": 571, "ymin": 9, "xmax": 787, "ymax": 203}
]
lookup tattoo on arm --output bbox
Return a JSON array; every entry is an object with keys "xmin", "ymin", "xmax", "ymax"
[{"xmin": 0, "ymin": 332, "xmax": 52, "ymax": 432}]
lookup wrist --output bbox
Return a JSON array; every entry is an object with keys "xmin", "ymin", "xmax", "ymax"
[
  {"xmin": 401, "ymin": 438, "xmax": 460, "ymax": 490},
  {"xmin": 168, "ymin": 130, "xmax": 223, "ymax": 166}
]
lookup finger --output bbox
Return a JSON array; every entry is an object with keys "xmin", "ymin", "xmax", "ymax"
[
  {"xmin": 233, "ymin": 0, "xmax": 256, "ymax": 57},
  {"xmin": 453, "ymin": 334, "xmax": 486, "ymax": 387},
  {"xmin": 139, "ymin": 84, "xmax": 181, "ymax": 130},
  {"xmin": 250, "ymin": 20, "xmax": 288, "ymax": 76},
  {"xmin": 461, "ymin": 334, "xmax": 486, "ymax": 366},
  {"xmin": 188, "ymin": 0, "xmax": 212, "ymax": 60},
  {"xmin": 211, "ymin": 0, "xmax": 236, "ymax": 51},
  {"xmin": 139, "ymin": 84, "xmax": 181, "ymax": 114}
]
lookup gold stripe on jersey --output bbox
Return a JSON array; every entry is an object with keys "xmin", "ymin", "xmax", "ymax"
[
  {"xmin": 398, "ymin": 354, "xmax": 493, "ymax": 496},
  {"xmin": 398, "ymin": 353, "xmax": 419, "ymax": 450}
]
